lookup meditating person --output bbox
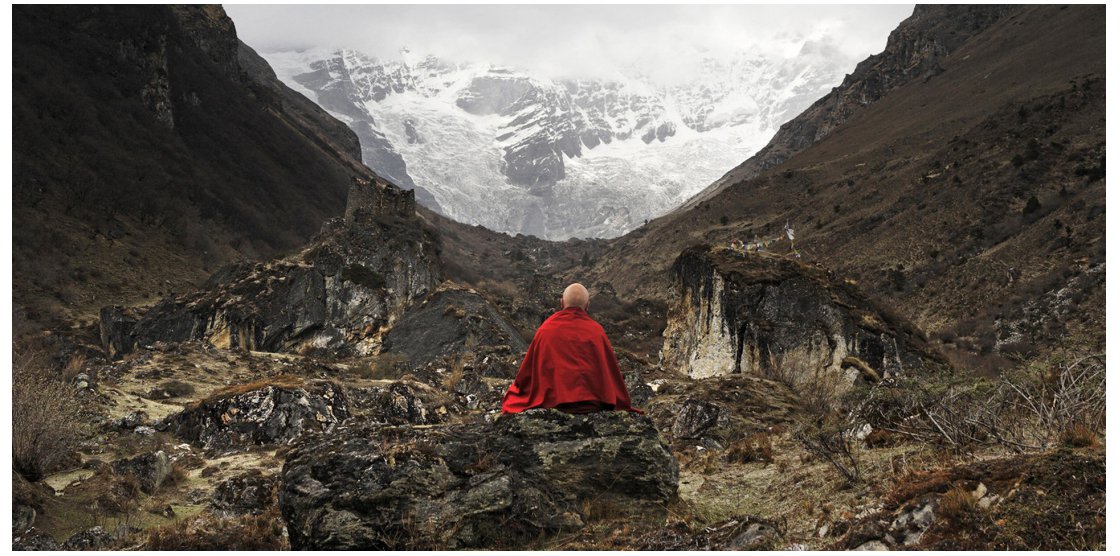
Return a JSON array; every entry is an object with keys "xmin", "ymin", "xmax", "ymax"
[{"xmin": 501, "ymin": 283, "xmax": 639, "ymax": 414}]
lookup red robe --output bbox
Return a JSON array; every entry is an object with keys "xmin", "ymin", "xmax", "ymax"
[{"xmin": 501, "ymin": 306, "xmax": 639, "ymax": 414}]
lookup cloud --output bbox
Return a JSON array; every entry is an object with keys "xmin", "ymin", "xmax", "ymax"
[{"xmin": 226, "ymin": 4, "xmax": 914, "ymax": 84}]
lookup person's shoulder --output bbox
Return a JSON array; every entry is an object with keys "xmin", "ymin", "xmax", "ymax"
[{"xmin": 583, "ymin": 314, "xmax": 608, "ymax": 336}]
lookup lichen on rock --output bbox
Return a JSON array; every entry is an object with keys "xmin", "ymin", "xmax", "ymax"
[
  {"xmin": 279, "ymin": 409, "xmax": 678, "ymax": 550},
  {"xmin": 660, "ymin": 245, "xmax": 942, "ymax": 388}
]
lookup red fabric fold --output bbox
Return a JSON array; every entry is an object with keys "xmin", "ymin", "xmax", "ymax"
[{"xmin": 501, "ymin": 307, "xmax": 640, "ymax": 414}]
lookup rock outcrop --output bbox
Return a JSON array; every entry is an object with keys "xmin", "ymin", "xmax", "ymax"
[
  {"xmin": 165, "ymin": 380, "xmax": 348, "ymax": 453},
  {"xmin": 345, "ymin": 381, "xmax": 451, "ymax": 425},
  {"xmin": 660, "ymin": 245, "xmax": 941, "ymax": 385},
  {"xmin": 99, "ymin": 179, "xmax": 438, "ymax": 359},
  {"xmin": 379, "ymin": 285, "xmax": 527, "ymax": 377},
  {"xmin": 211, "ymin": 472, "xmax": 278, "ymax": 516},
  {"xmin": 279, "ymin": 409, "xmax": 678, "ymax": 549}
]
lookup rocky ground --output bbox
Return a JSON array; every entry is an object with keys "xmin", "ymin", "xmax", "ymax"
[
  {"xmin": 10, "ymin": 6, "xmax": 1105, "ymax": 550},
  {"xmin": 13, "ymin": 219, "xmax": 1105, "ymax": 550}
]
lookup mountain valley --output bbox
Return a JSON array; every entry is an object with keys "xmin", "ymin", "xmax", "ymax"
[{"xmin": 10, "ymin": 4, "xmax": 1106, "ymax": 551}]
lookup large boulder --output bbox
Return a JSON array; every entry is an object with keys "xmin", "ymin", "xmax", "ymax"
[
  {"xmin": 211, "ymin": 471, "xmax": 278, "ymax": 516},
  {"xmin": 661, "ymin": 245, "xmax": 943, "ymax": 385},
  {"xmin": 496, "ymin": 409, "xmax": 679, "ymax": 505},
  {"xmin": 63, "ymin": 526, "xmax": 115, "ymax": 550},
  {"xmin": 13, "ymin": 527, "xmax": 59, "ymax": 551},
  {"xmin": 279, "ymin": 409, "xmax": 678, "ymax": 550},
  {"xmin": 111, "ymin": 450, "xmax": 172, "ymax": 494},
  {"xmin": 164, "ymin": 379, "xmax": 348, "ymax": 453}
]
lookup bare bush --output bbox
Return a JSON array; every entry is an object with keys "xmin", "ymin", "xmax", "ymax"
[
  {"xmin": 726, "ymin": 432, "xmax": 774, "ymax": 464},
  {"xmin": 13, "ymin": 342, "xmax": 89, "ymax": 480},
  {"xmin": 794, "ymin": 417, "xmax": 863, "ymax": 485},
  {"xmin": 765, "ymin": 349, "xmax": 845, "ymax": 416},
  {"xmin": 853, "ymin": 352, "xmax": 1104, "ymax": 453}
]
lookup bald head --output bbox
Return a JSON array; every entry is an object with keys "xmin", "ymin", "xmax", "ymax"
[{"xmin": 561, "ymin": 283, "xmax": 590, "ymax": 310}]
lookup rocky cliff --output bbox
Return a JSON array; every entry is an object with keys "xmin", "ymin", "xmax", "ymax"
[
  {"xmin": 660, "ymin": 245, "xmax": 941, "ymax": 384},
  {"xmin": 99, "ymin": 177, "xmax": 437, "ymax": 358}
]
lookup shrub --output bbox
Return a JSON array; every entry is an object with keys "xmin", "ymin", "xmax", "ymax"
[
  {"xmin": 726, "ymin": 432, "xmax": 774, "ymax": 464},
  {"xmin": 1060, "ymin": 422, "xmax": 1098, "ymax": 448},
  {"xmin": 764, "ymin": 349, "xmax": 844, "ymax": 417},
  {"xmin": 794, "ymin": 417, "xmax": 863, "ymax": 485},
  {"xmin": 13, "ymin": 342, "xmax": 88, "ymax": 481},
  {"xmin": 141, "ymin": 509, "xmax": 288, "ymax": 550},
  {"xmin": 938, "ymin": 486, "xmax": 978, "ymax": 522},
  {"xmin": 853, "ymin": 352, "xmax": 1104, "ymax": 453}
]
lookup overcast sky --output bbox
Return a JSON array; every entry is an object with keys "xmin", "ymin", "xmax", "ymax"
[{"xmin": 226, "ymin": 4, "xmax": 915, "ymax": 84}]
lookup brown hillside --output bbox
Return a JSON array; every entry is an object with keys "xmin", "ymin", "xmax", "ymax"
[
  {"xmin": 12, "ymin": 5, "xmax": 373, "ymax": 333},
  {"xmin": 583, "ymin": 4, "xmax": 1105, "ymax": 362}
]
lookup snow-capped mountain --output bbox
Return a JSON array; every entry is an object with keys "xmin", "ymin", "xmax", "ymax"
[{"xmin": 264, "ymin": 46, "xmax": 855, "ymax": 239}]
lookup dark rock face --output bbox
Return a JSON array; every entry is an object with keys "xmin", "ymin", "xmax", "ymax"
[
  {"xmin": 344, "ymin": 177, "xmax": 416, "ymax": 223},
  {"xmin": 13, "ymin": 6, "xmax": 371, "ymax": 305},
  {"xmin": 111, "ymin": 451, "xmax": 172, "ymax": 494},
  {"xmin": 211, "ymin": 472, "xmax": 278, "ymax": 516},
  {"xmin": 279, "ymin": 410, "xmax": 678, "ymax": 549},
  {"xmin": 165, "ymin": 381, "xmax": 349, "ymax": 453},
  {"xmin": 379, "ymin": 286, "xmax": 527, "ymax": 377},
  {"xmin": 99, "ymin": 186, "xmax": 439, "ymax": 358},
  {"xmin": 100, "ymin": 306, "xmax": 139, "ymax": 361},
  {"xmin": 661, "ymin": 246, "xmax": 941, "ymax": 384}
]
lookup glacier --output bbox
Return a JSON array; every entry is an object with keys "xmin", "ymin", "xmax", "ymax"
[{"xmin": 262, "ymin": 46, "xmax": 854, "ymax": 240}]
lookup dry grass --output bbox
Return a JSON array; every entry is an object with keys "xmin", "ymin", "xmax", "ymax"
[
  {"xmin": 937, "ymin": 485, "xmax": 978, "ymax": 522},
  {"xmin": 140, "ymin": 509, "xmax": 288, "ymax": 550},
  {"xmin": 1060, "ymin": 422, "xmax": 1098, "ymax": 448},
  {"xmin": 200, "ymin": 374, "xmax": 307, "ymax": 404},
  {"xmin": 726, "ymin": 432, "xmax": 774, "ymax": 464},
  {"xmin": 61, "ymin": 351, "xmax": 88, "ymax": 381},
  {"xmin": 354, "ymin": 352, "xmax": 411, "ymax": 380}
]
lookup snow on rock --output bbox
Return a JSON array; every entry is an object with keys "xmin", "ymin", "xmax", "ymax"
[{"xmin": 262, "ymin": 47, "xmax": 852, "ymax": 239}]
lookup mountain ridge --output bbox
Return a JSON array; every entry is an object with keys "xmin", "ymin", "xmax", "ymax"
[{"xmin": 262, "ymin": 44, "xmax": 857, "ymax": 239}]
